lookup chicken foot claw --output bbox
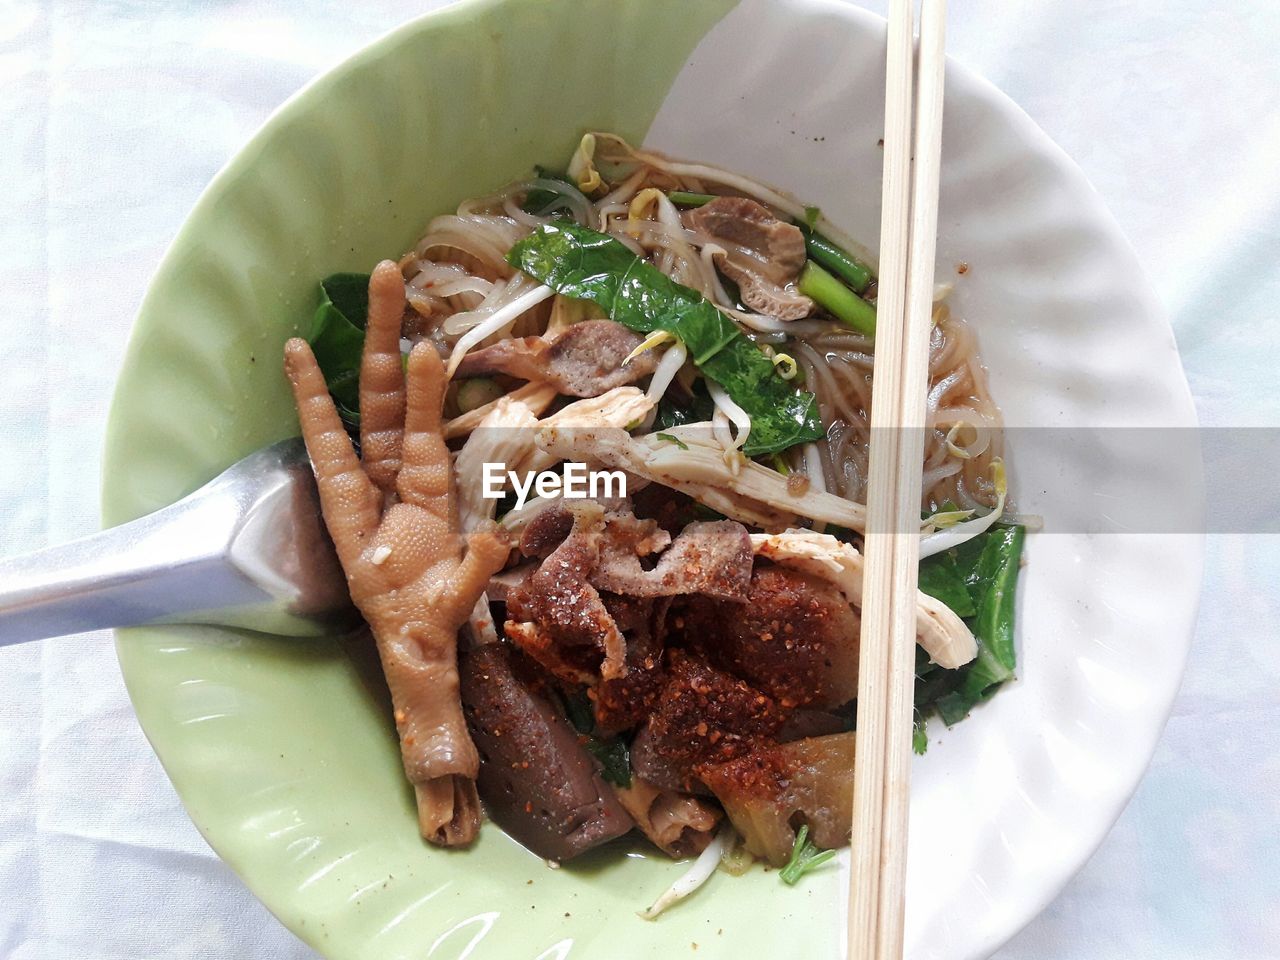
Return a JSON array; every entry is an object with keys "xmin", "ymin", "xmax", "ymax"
[{"xmin": 284, "ymin": 260, "xmax": 512, "ymax": 846}]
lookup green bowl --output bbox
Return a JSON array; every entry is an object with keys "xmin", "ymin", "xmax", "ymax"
[{"xmin": 100, "ymin": 1, "xmax": 838, "ymax": 957}]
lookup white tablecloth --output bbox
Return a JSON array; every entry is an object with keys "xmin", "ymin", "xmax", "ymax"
[{"xmin": 2, "ymin": 1, "xmax": 1277, "ymax": 957}]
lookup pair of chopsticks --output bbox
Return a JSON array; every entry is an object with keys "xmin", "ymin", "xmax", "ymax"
[{"xmin": 848, "ymin": 0, "xmax": 948, "ymax": 958}]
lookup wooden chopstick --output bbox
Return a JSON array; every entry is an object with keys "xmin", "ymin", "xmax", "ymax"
[
  {"xmin": 849, "ymin": 1, "xmax": 948, "ymax": 958},
  {"xmin": 877, "ymin": 0, "xmax": 949, "ymax": 955},
  {"xmin": 848, "ymin": 0, "xmax": 915, "ymax": 955}
]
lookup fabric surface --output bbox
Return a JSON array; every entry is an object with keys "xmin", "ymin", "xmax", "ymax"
[{"xmin": 1, "ymin": 1, "xmax": 1276, "ymax": 957}]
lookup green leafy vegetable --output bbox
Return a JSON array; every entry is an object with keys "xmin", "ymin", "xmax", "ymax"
[
  {"xmin": 655, "ymin": 432, "xmax": 689, "ymax": 450},
  {"xmin": 320, "ymin": 273, "xmax": 370, "ymax": 326},
  {"xmin": 914, "ymin": 524, "xmax": 1026, "ymax": 728},
  {"xmin": 803, "ymin": 205, "xmax": 822, "ymax": 228},
  {"xmin": 307, "ymin": 273, "xmax": 371, "ymax": 427},
  {"xmin": 508, "ymin": 221, "xmax": 825, "ymax": 455},
  {"xmin": 667, "ymin": 190, "xmax": 716, "ymax": 207},
  {"xmin": 586, "ymin": 737, "xmax": 632, "ymax": 787},
  {"xmin": 717, "ymin": 271, "xmax": 744, "ymax": 311},
  {"xmin": 912, "ymin": 709, "xmax": 930, "ymax": 755},
  {"xmin": 798, "ymin": 261, "xmax": 877, "ymax": 336},
  {"xmin": 796, "ymin": 223, "xmax": 875, "ymax": 294},
  {"xmin": 918, "ymin": 551, "xmax": 977, "ymax": 617},
  {"xmin": 562, "ymin": 689, "xmax": 595, "ymax": 734},
  {"xmin": 934, "ymin": 524, "xmax": 1025, "ymax": 722},
  {"xmin": 655, "ymin": 383, "xmax": 715, "ymax": 431},
  {"xmin": 779, "ymin": 824, "xmax": 836, "ymax": 885},
  {"xmin": 562, "ymin": 690, "xmax": 632, "ymax": 788}
]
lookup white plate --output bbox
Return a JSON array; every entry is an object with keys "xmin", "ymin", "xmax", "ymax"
[{"xmin": 649, "ymin": 1, "xmax": 1201, "ymax": 955}]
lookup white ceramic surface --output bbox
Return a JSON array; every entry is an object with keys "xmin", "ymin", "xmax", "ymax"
[{"xmin": 646, "ymin": 1, "xmax": 1203, "ymax": 956}]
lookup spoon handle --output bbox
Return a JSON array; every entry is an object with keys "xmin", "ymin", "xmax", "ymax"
[
  {"xmin": 0, "ymin": 496, "xmax": 244, "ymax": 644},
  {"xmin": 0, "ymin": 439, "xmax": 354, "ymax": 644}
]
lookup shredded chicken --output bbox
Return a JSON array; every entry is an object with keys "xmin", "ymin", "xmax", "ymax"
[
  {"xmin": 685, "ymin": 197, "xmax": 813, "ymax": 320},
  {"xmin": 454, "ymin": 395, "xmax": 539, "ymax": 533},
  {"xmin": 453, "ymin": 396, "xmax": 538, "ymax": 645},
  {"xmin": 749, "ymin": 530, "xmax": 977, "ymax": 668},
  {"xmin": 520, "ymin": 386, "xmax": 655, "ymax": 476},
  {"xmin": 284, "ymin": 261, "xmax": 511, "ymax": 846},
  {"xmin": 534, "ymin": 425, "xmax": 867, "ymax": 532},
  {"xmin": 444, "ymin": 381, "xmax": 557, "ymax": 440}
]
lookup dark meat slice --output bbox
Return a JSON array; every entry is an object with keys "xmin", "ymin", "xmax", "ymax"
[
  {"xmin": 685, "ymin": 197, "xmax": 813, "ymax": 320},
  {"xmin": 516, "ymin": 497, "xmax": 651, "ymax": 559},
  {"xmin": 453, "ymin": 319, "xmax": 658, "ymax": 397},
  {"xmin": 612, "ymin": 777, "xmax": 722, "ymax": 859},
  {"xmin": 698, "ymin": 732, "xmax": 856, "ymax": 866},
  {"xmin": 504, "ymin": 620, "xmax": 600, "ymax": 685},
  {"xmin": 777, "ymin": 706, "xmax": 850, "ymax": 742},
  {"xmin": 593, "ymin": 520, "xmax": 753, "ymax": 602},
  {"xmin": 686, "ymin": 198, "xmax": 808, "ymax": 285},
  {"xmin": 545, "ymin": 320, "xmax": 658, "ymax": 394},
  {"xmin": 459, "ymin": 644, "xmax": 633, "ymax": 861},
  {"xmin": 641, "ymin": 651, "xmax": 784, "ymax": 792},
  {"xmin": 506, "ymin": 505, "xmax": 748, "ymax": 697},
  {"xmin": 592, "ymin": 595, "xmax": 669, "ymax": 735},
  {"xmin": 517, "ymin": 503, "xmax": 579, "ymax": 559},
  {"xmin": 630, "ymin": 721, "xmax": 711, "ymax": 796},
  {"xmin": 506, "ymin": 502, "xmax": 626, "ymax": 678},
  {"xmin": 682, "ymin": 565, "xmax": 860, "ymax": 709}
]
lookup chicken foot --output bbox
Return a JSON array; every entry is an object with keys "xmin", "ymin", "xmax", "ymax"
[{"xmin": 284, "ymin": 260, "xmax": 510, "ymax": 846}]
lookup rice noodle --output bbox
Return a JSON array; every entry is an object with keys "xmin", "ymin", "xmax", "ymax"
[
  {"xmin": 502, "ymin": 194, "xmax": 551, "ymax": 228},
  {"xmin": 441, "ymin": 277, "xmax": 513, "ymax": 337},
  {"xmin": 727, "ymin": 307, "xmax": 831, "ymax": 339},
  {"xmin": 796, "ymin": 314, "xmax": 1003, "ymax": 510},
  {"xmin": 396, "ymin": 140, "xmax": 1003, "ymax": 516},
  {"xmin": 445, "ymin": 283, "xmax": 555, "ymax": 377}
]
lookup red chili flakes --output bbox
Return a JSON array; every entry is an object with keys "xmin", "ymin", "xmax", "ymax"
[{"xmin": 644, "ymin": 651, "xmax": 783, "ymax": 777}]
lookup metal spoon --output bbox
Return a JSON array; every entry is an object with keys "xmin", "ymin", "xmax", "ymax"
[{"xmin": 0, "ymin": 439, "xmax": 355, "ymax": 644}]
